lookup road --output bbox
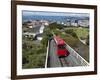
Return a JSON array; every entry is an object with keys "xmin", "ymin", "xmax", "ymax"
[
  {"xmin": 48, "ymin": 40, "xmax": 61, "ymax": 67},
  {"xmin": 48, "ymin": 40, "xmax": 83, "ymax": 68}
]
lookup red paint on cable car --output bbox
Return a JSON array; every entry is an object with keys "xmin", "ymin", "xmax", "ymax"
[{"xmin": 54, "ymin": 36, "xmax": 69, "ymax": 58}]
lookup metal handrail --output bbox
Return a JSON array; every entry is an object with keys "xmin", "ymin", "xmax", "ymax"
[{"xmin": 65, "ymin": 43, "xmax": 89, "ymax": 66}]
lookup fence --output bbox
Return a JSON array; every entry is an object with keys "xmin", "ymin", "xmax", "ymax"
[{"xmin": 65, "ymin": 43, "xmax": 89, "ymax": 66}]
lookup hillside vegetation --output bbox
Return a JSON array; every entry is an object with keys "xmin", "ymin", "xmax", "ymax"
[{"xmin": 47, "ymin": 23, "xmax": 89, "ymax": 62}]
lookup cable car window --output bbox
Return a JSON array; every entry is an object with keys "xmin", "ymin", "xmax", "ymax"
[{"xmin": 58, "ymin": 45, "xmax": 65, "ymax": 49}]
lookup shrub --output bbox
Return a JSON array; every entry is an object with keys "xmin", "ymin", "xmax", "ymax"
[
  {"xmin": 86, "ymin": 35, "xmax": 89, "ymax": 45},
  {"xmin": 71, "ymin": 32, "xmax": 78, "ymax": 38},
  {"xmin": 65, "ymin": 29, "xmax": 73, "ymax": 34},
  {"xmin": 65, "ymin": 29, "xmax": 78, "ymax": 38}
]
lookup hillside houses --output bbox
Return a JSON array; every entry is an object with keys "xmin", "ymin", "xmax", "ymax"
[{"xmin": 56, "ymin": 19, "xmax": 89, "ymax": 27}]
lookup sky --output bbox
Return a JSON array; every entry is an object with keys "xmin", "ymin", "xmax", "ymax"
[{"xmin": 22, "ymin": 10, "xmax": 89, "ymax": 17}]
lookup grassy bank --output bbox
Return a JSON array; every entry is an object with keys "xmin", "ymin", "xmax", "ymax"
[{"xmin": 64, "ymin": 27, "xmax": 89, "ymax": 39}]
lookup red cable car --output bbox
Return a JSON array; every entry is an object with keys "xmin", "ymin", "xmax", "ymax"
[{"xmin": 54, "ymin": 36, "xmax": 69, "ymax": 58}]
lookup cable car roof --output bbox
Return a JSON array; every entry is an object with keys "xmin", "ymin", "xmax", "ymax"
[{"xmin": 54, "ymin": 36, "xmax": 64, "ymax": 45}]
